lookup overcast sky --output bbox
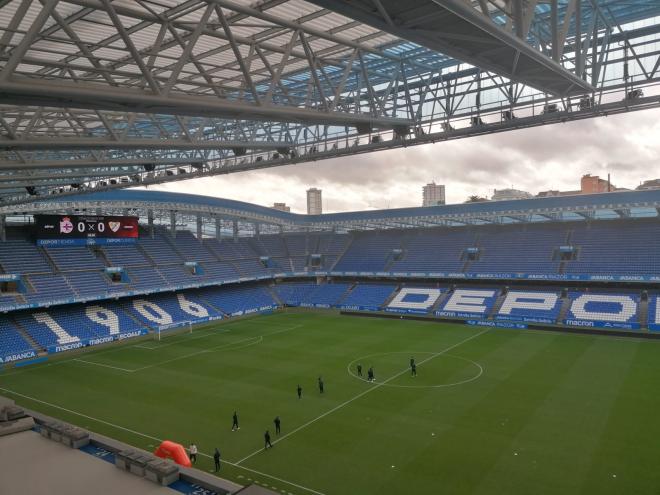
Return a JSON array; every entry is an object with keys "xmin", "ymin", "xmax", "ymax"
[{"xmin": 152, "ymin": 108, "xmax": 660, "ymax": 214}]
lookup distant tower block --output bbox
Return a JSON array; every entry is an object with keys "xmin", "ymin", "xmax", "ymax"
[
  {"xmin": 307, "ymin": 188, "xmax": 322, "ymax": 215},
  {"xmin": 422, "ymin": 182, "xmax": 445, "ymax": 206}
]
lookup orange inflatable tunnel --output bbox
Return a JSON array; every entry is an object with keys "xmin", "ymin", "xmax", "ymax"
[{"xmin": 154, "ymin": 440, "xmax": 192, "ymax": 468}]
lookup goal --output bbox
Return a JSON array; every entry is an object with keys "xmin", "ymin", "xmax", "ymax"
[{"xmin": 155, "ymin": 321, "xmax": 193, "ymax": 341}]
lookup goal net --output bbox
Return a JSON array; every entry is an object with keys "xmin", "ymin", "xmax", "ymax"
[{"xmin": 155, "ymin": 321, "xmax": 194, "ymax": 341}]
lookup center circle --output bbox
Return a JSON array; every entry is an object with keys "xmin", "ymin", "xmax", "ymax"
[{"xmin": 347, "ymin": 351, "xmax": 483, "ymax": 389}]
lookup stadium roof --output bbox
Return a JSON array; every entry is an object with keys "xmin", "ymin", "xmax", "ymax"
[
  {"xmin": 0, "ymin": 0, "xmax": 660, "ymax": 205},
  {"xmin": 11, "ymin": 188, "xmax": 660, "ymax": 230}
]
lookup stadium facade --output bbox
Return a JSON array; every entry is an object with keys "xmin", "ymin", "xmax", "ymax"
[{"xmin": 0, "ymin": 188, "xmax": 658, "ymax": 365}]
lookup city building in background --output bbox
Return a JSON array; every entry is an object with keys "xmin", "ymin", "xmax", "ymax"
[
  {"xmin": 422, "ymin": 182, "xmax": 446, "ymax": 206},
  {"xmin": 536, "ymin": 189, "xmax": 580, "ymax": 198},
  {"xmin": 538, "ymin": 174, "xmax": 627, "ymax": 198},
  {"xmin": 307, "ymin": 188, "xmax": 322, "ymax": 214},
  {"xmin": 492, "ymin": 188, "xmax": 533, "ymax": 201},
  {"xmin": 272, "ymin": 202, "xmax": 291, "ymax": 212},
  {"xmin": 581, "ymin": 173, "xmax": 615, "ymax": 194},
  {"xmin": 636, "ymin": 179, "xmax": 660, "ymax": 190}
]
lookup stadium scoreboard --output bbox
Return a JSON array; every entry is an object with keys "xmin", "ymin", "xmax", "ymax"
[{"xmin": 35, "ymin": 214, "xmax": 139, "ymax": 246}]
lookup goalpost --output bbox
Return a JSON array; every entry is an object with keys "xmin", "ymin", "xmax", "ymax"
[{"xmin": 155, "ymin": 321, "xmax": 194, "ymax": 341}]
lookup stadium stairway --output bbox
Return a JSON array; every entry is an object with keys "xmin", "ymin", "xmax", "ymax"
[
  {"xmin": 381, "ymin": 283, "xmax": 402, "ymax": 307},
  {"xmin": 639, "ymin": 296, "xmax": 649, "ymax": 329},
  {"xmin": 39, "ymin": 248, "xmax": 60, "ymax": 274},
  {"xmin": 194, "ymin": 293, "xmax": 229, "ymax": 318},
  {"xmin": 335, "ymin": 282, "xmax": 357, "ymax": 304},
  {"xmin": 430, "ymin": 287, "xmax": 453, "ymax": 313},
  {"xmin": 123, "ymin": 302, "xmax": 155, "ymax": 330},
  {"xmin": 268, "ymin": 284, "xmax": 284, "ymax": 306},
  {"xmin": 557, "ymin": 229, "xmax": 573, "ymax": 275},
  {"xmin": 134, "ymin": 242, "xmax": 157, "ymax": 267},
  {"xmin": 382, "ymin": 251, "xmax": 399, "ymax": 273},
  {"xmin": 11, "ymin": 317, "xmax": 42, "ymax": 353},
  {"xmin": 488, "ymin": 291, "xmax": 510, "ymax": 320},
  {"xmin": 556, "ymin": 294, "xmax": 573, "ymax": 323},
  {"xmin": 460, "ymin": 231, "xmax": 480, "ymax": 273},
  {"xmin": 329, "ymin": 235, "xmax": 355, "ymax": 271},
  {"xmin": 161, "ymin": 230, "xmax": 189, "ymax": 261},
  {"xmin": 91, "ymin": 246, "xmax": 112, "ymax": 267}
]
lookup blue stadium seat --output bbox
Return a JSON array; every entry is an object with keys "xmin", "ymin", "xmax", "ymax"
[
  {"xmin": 0, "ymin": 241, "xmax": 52, "ymax": 274},
  {"xmin": 196, "ymin": 284, "xmax": 277, "ymax": 316},
  {"xmin": 138, "ymin": 231, "xmax": 183, "ymax": 265},
  {"xmin": 333, "ymin": 232, "xmax": 402, "ymax": 272},
  {"xmin": 495, "ymin": 290, "xmax": 562, "ymax": 323},
  {"xmin": 339, "ymin": 284, "xmax": 397, "ymax": 310},
  {"xmin": 170, "ymin": 231, "xmax": 217, "ymax": 262},
  {"xmin": 467, "ymin": 224, "xmax": 564, "ymax": 275},
  {"xmin": 390, "ymin": 229, "xmax": 475, "ymax": 273},
  {"xmin": 123, "ymin": 292, "xmax": 221, "ymax": 327},
  {"xmin": 103, "ymin": 244, "xmax": 151, "ymax": 267},
  {"xmin": 25, "ymin": 273, "xmax": 76, "ymax": 303},
  {"xmin": 565, "ymin": 220, "xmax": 660, "ymax": 277},
  {"xmin": 46, "ymin": 246, "xmax": 106, "ymax": 271},
  {"xmin": 276, "ymin": 282, "xmax": 353, "ymax": 307},
  {"xmin": 274, "ymin": 283, "xmax": 318, "ymax": 306},
  {"xmin": 436, "ymin": 288, "xmax": 500, "ymax": 319},
  {"xmin": 565, "ymin": 291, "xmax": 640, "ymax": 329},
  {"xmin": 0, "ymin": 318, "xmax": 35, "ymax": 360}
]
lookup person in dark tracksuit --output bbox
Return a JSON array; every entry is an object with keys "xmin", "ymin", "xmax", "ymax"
[
  {"xmin": 232, "ymin": 411, "xmax": 240, "ymax": 431},
  {"xmin": 274, "ymin": 416, "xmax": 281, "ymax": 435},
  {"xmin": 213, "ymin": 448, "xmax": 221, "ymax": 472},
  {"xmin": 264, "ymin": 430, "xmax": 272, "ymax": 450},
  {"xmin": 297, "ymin": 384, "xmax": 302, "ymax": 399},
  {"xmin": 411, "ymin": 362, "xmax": 417, "ymax": 377},
  {"xmin": 318, "ymin": 376, "xmax": 324, "ymax": 394},
  {"xmin": 357, "ymin": 363, "xmax": 363, "ymax": 377},
  {"xmin": 367, "ymin": 367, "xmax": 374, "ymax": 382},
  {"xmin": 410, "ymin": 357, "xmax": 415, "ymax": 368}
]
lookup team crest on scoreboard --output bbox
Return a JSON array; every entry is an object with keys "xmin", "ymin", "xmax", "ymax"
[
  {"xmin": 59, "ymin": 216, "xmax": 74, "ymax": 234},
  {"xmin": 108, "ymin": 221, "xmax": 121, "ymax": 232}
]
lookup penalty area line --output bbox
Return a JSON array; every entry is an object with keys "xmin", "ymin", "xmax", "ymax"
[
  {"xmin": 0, "ymin": 386, "xmax": 327, "ymax": 495},
  {"xmin": 235, "ymin": 328, "xmax": 489, "ymax": 465},
  {"xmin": 73, "ymin": 359, "xmax": 136, "ymax": 373}
]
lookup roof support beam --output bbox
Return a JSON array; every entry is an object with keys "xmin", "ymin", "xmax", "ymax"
[
  {"xmin": 0, "ymin": 138, "xmax": 291, "ymax": 151},
  {"xmin": 0, "ymin": 157, "xmax": 204, "ymax": 171},
  {"xmin": 0, "ymin": 77, "xmax": 413, "ymax": 129},
  {"xmin": 304, "ymin": 0, "xmax": 593, "ymax": 95}
]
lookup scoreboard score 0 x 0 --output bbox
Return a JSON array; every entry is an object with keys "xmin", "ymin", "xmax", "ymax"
[{"xmin": 35, "ymin": 215, "xmax": 139, "ymax": 246}]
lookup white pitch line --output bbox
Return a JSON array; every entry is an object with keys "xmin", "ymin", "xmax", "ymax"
[
  {"xmin": 0, "ymin": 318, "xmax": 301, "ymax": 380},
  {"xmin": 132, "ymin": 322, "xmax": 304, "ymax": 372},
  {"xmin": 0, "ymin": 387, "xmax": 327, "ymax": 495},
  {"xmin": 73, "ymin": 359, "xmax": 136, "ymax": 373},
  {"xmin": 235, "ymin": 328, "xmax": 489, "ymax": 465},
  {"xmin": 134, "ymin": 328, "xmax": 232, "ymax": 350},
  {"xmin": 74, "ymin": 336, "xmax": 262, "ymax": 373},
  {"xmin": 131, "ymin": 335, "xmax": 264, "ymax": 372},
  {"xmin": 2, "ymin": 322, "xmax": 304, "ymax": 378}
]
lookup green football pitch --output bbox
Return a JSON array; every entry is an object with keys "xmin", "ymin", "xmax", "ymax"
[{"xmin": 1, "ymin": 311, "xmax": 660, "ymax": 495}]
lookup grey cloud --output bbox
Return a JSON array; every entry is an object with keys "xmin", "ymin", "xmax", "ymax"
[{"xmin": 155, "ymin": 107, "xmax": 660, "ymax": 212}]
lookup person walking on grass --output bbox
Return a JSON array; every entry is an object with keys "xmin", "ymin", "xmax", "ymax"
[
  {"xmin": 274, "ymin": 416, "xmax": 281, "ymax": 435},
  {"xmin": 232, "ymin": 411, "xmax": 240, "ymax": 431},
  {"xmin": 213, "ymin": 448, "xmax": 221, "ymax": 472},
  {"xmin": 297, "ymin": 384, "xmax": 302, "ymax": 399},
  {"xmin": 264, "ymin": 430, "xmax": 273, "ymax": 450},
  {"xmin": 357, "ymin": 363, "xmax": 363, "ymax": 377},
  {"xmin": 189, "ymin": 443, "xmax": 198, "ymax": 464},
  {"xmin": 318, "ymin": 376, "xmax": 324, "ymax": 394}
]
